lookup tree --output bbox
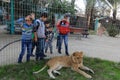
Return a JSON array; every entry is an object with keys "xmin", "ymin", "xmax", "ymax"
[
  {"xmin": 102, "ymin": 0, "xmax": 120, "ymax": 22},
  {"xmin": 48, "ymin": 0, "xmax": 76, "ymax": 14},
  {"xmin": 85, "ymin": 0, "xmax": 97, "ymax": 29},
  {"xmin": 71, "ymin": 0, "xmax": 76, "ymax": 8}
]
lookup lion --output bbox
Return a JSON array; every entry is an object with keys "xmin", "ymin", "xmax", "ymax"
[{"xmin": 33, "ymin": 51, "xmax": 94, "ymax": 79}]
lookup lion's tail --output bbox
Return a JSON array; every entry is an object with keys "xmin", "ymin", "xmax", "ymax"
[{"xmin": 33, "ymin": 65, "xmax": 47, "ymax": 74}]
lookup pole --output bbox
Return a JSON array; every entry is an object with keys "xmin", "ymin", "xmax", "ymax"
[
  {"xmin": 10, "ymin": 0, "xmax": 14, "ymax": 34},
  {"xmin": 2, "ymin": 1, "xmax": 3, "ymax": 24}
]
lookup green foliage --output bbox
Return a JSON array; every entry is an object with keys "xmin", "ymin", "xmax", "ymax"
[
  {"xmin": 48, "ymin": 0, "xmax": 76, "ymax": 14},
  {"xmin": 106, "ymin": 24, "xmax": 120, "ymax": 37},
  {"xmin": 0, "ymin": 58, "xmax": 120, "ymax": 80}
]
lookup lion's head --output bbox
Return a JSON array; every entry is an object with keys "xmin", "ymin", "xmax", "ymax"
[{"xmin": 71, "ymin": 51, "xmax": 83, "ymax": 64}]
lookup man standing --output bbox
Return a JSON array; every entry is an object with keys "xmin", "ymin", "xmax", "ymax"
[
  {"xmin": 57, "ymin": 13, "xmax": 70, "ymax": 56},
  {"xmin": 33, "ymin": 13, "xmax": 48, "ymax": 61}
]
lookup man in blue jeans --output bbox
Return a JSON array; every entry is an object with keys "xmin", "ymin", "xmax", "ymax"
[
  {"xmin": 57, "ymin": 13, "xmax": 70, "ymax": 56},
  {"xmin": 33, "ymin": 13, "xmax": 48, "ymax": 61},
  {"xmin": 59, "ymin": 34, "xmax": 69, "ymax": 55}
]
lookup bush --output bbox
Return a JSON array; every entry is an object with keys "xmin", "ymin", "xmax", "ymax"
[{"xmin": 106, "ymin": 24, "xmax": 120, "ymax": 37}]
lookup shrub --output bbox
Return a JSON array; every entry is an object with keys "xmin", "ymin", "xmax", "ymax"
[{"xmin": 106, "ymin": 24, "xmax": 120, "ymax": 37}]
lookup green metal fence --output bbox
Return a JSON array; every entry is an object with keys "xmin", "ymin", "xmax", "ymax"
[
  {"xmin": 0, "ymin": 0, "xmax": 49, "ymax": 34},
  {"xmin": 0, "ymin": 0, "xmax": 88, "ymax": 34}
]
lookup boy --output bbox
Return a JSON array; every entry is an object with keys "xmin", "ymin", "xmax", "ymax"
[
  {"xmin": 56, "ymin": 13, "xmax": 70, "ymax": 56},
  {"xmin": 33, "ymin": 12, "xmax": 48, "ymax": 61},
  {"xmin": 18, "ymin": 16, "xmax": 33, "ymax": 63},
  {"xmin": 44, "ymin": 21, "xmax": 54, "ymax": 54}
]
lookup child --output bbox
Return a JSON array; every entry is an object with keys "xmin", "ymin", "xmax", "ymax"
[
  {"xmin": 97, "ymin": 25, "xmax": 106, "ymax": 36},
  {"xmin": 44, "ymin": 21, "xmax": 54, "ymax": 54},
  {"xmin": 56, "ymin": 13, "xmax": 70, "ymax": 55},
  {"xmin": 18, "ymin": 16, "xmax": 33, "ymax": 63},
  {"xmin": 33, "ymin": 12, "xmax": 48, "ymax": 61}
]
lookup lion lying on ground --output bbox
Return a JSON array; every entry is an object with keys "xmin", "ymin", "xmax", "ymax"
[{"xmin": 33, "ymin": 51, "xmax": 94, "ymax": 79}]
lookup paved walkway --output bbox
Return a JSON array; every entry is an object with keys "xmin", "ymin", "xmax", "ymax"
[
  {"xmin": 0, "ymin": 25, "xmax": 120, "ymax": 66},
  {"xmin": 69, "ymin": 35, "xmax": 120, "ymax": 62}
]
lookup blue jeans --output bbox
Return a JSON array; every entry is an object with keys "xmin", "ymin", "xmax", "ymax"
[
  {"xmin": 58, "ymin": 34, "xmax": 69, "ymax": 54},
  {"xmin": 36, "ymin": 38, "xmax": 46, "ymax": 60},
  {"xmin": 31, "ymin": 40, "xmax": 37, "ymax": 55},
  {"xmin": 18, "ymin": 39, "xmax": 32, "ymax": 63},
  {"xmin": 45, "ymin": 40, "xmax": 53, "ymax": 53},
  {"xmin": 56, "ymin": 35, "xmax": 60, "ymax": 49}
]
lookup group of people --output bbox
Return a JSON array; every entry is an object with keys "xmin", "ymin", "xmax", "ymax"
[{"xmin": 17, "ymin": 12, "xmax": 71, "ymax": 63}]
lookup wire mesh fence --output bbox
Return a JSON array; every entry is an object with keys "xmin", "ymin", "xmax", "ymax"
[
  {"xmin": 0, "ymin": 0, "xmax": 88, "ymax": 66},
  {"xmin": 0, "ymin": 0, "xmax": 109, "ymax": 66}
]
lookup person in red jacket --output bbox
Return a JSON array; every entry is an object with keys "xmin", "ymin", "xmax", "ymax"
[{"xmin": 56, "ymin": 13, "xmax": 70, "ymax": 56}]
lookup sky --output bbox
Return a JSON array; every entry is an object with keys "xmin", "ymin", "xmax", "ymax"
[
  {"xmin": 66, "ymin": 0, "xmax": 120, "ymax": 19},
  {"xmin": 75, "ymin": 0, "xmax": 85, "ymax": 12},
  {"xmin": 67, "ymin": 0, "xmax": 85, "ymax": 12}
]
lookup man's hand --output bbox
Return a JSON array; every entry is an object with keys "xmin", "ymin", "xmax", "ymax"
[
  {"xmin": 34, "ymin": 37, "xmax": 37, "ymax": 42},
  {"xmin": 46, "ymin": 39, "xmax": 48, "ymax": 42},
  {"xmin": 34, "ymin": 32, "xmax": 38, "ymax": 42}
]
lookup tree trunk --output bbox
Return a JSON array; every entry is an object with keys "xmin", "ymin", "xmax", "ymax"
[
  {"xmin": 112, "ymin": 9, "xmax": 116, "ymax": 23},
  {"xmin": 71, "ymin": 0, "xmax": 76, "ymax": 7}
]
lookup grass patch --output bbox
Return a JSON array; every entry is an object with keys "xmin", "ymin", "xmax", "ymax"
[
  {"xmin": 0, "ymin": 57, "xmax": 120, "ymax": 80},
  {"xmin": 89, "ymin": 30, "xmax": 96, "ymax": 35}
]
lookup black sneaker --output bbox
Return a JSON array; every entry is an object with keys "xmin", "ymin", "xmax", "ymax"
[
  {"xmin": 58, "ymin": 49, "xmax": 61, "ymax": 54},
  {"xmin": 35, "ymin": 57, "xmax": 39, "ymax": 61},
  {"xmin": 66, "ymin": 52, "xmax": 69, "ymax": 56},
  {"xmin": 18, "ymin": 61, "xmax": 22, "ymax": 63},
  {"xmin": 45, "ymin": 50, "xmax": 47, "ymax": 53},
  {"xmin": 30, "ymin": 54, "xmax": 35, "ymax": 57},
  {"xmin": 43, "ymin": 54, "xmax": 47, "ymax": 57},
  {"xmin": 50, "ymin": 52, "xmax": 53, "ymax": 54},
  {"xmin": 40, "ymin": 57, "xmax": 44, "ymax": 60}
]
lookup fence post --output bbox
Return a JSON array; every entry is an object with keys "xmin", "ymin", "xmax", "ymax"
[{"xmin": 10, "ymin": 0, "xmax": 14, "ymax": 34}]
